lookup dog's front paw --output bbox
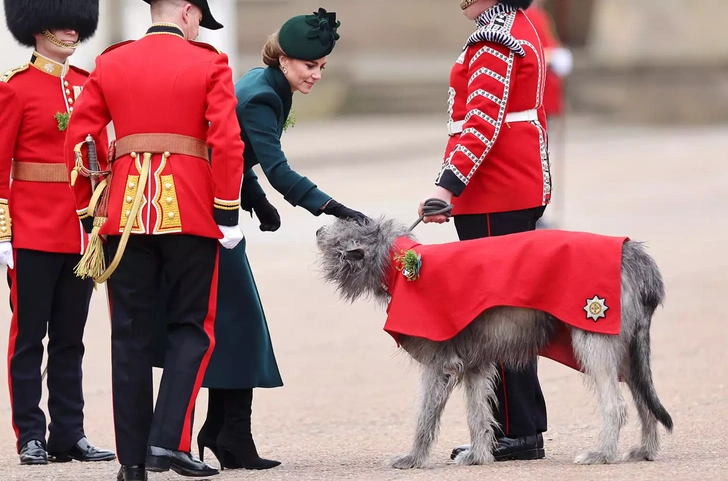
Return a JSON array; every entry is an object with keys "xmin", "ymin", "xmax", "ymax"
[
  {"xmin": 574, "ymin": 450, "xmax": 619, "ymax": 465},
  {"xmin": 624, "ymin": 446, "xmax": 656, "ymax": 462},
  {"xmin": 389, "ymin": 453, "xmax": 427, "ymax": 469},
  {"xmin": 454, "ymin": 448, "xmax": 494, "ymax": 466}
]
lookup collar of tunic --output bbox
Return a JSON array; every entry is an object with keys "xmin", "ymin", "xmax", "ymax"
[
  {"xmin": 29, "ymin": 51, "xmax": 69, "ymax": 78},
  {"xmin": 145, "ymin": 23, "xmax": 185, "ymax": 39}
]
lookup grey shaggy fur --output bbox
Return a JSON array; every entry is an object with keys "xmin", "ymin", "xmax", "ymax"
[{"xmin": 315, "ymin": 217, "xmax": 673, "ymax": 468}]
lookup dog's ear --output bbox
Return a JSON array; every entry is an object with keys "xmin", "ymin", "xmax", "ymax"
[{"xmin": 344, "ymin": 248, "xmax": 365, "ymax": 261}]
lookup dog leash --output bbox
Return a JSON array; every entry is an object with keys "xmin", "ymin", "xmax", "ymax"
[{"xmin": 408, "ymin": 198, "xmax": 453, "ymax": 231}]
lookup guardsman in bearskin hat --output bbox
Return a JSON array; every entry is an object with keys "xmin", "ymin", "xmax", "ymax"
[
  {"xmin": 63, "ymin": 0, "xmax": 245, "ymax": 479},
  {"xmin": 0, "ymin": 0, "xmax": 115, "ymax": 467},
  {"xmin": 417, "ymin": 0, "xmax": 552, "ymax": 462}
]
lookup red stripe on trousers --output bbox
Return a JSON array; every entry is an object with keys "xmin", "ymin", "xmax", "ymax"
[
  {"xmin": 501, "ymin": 364, "xmax": 510, "ymax": 436},
  {"xmin": 6, "ymin": 252, "xmax": 21, "ymax": 451},
  {"xmin": 178, "ymin": 246, "xmax": 219, "ymax": 452},
  {"xmin": 487, "ymin": 215, "xmax": 510, "ymax": 436}
]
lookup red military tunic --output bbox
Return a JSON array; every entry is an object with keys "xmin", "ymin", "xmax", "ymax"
[
  {"xmin": 436, "ymin": 4, "xmax": 551, "ymax": 215},
  {"xmin": 0, "ymin": 52, "xmax": 108, "ymax": 254},
  {"xmin": 64, "ymin": 25, "xmax": 244, "ymax": 238},
  {"xmin": 382, "ymin": 231, "xmax": 629, "ymax": 372}
]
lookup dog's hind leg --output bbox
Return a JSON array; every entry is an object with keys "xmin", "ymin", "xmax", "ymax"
[
  {"xmin": 453, "ymin": 363, "xmax": 499, "ymax": 465},
  {"xmin": 390, "ymin": 364, "xmax": 456, "ymax": 469},
  {"xmin": 572, "ymin": 330, "xmax": 628, "ymax": 465}
]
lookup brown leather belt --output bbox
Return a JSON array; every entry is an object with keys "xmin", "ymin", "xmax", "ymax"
[
  {"xmin": 114, "ymin": 133, "xmax": 209, "ymax": 161},
  {"xmin": 12, "ymin": 161, "xmax": 69, "ymax": 183}
]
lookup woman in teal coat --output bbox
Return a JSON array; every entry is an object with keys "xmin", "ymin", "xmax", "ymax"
[{"xmin": 193, "ymin": 7, "xmax": 368, "ymax": 471}]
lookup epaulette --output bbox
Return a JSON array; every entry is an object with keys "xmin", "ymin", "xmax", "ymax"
[
  {"xmin": 69, "ymin": 65, "xmax": 91, "ymax": 77},
  {"xmin": 1, "ymin": 64, "xmax": 29, "ymax": 83},
  {"xmin": 101, "ymin": 39, "xmax": 135, "ymax": 55},
  {"xmin": 190, "ymin": 40, "xmax": 222, "ymax": 54},
  {"xmin": 465, "ymin": 10, "xmax": 526, "ymax": 57}
]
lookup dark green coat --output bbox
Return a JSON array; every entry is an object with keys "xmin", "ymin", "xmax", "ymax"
[
  {"xmin": 153, "ymin": 236, "xmax": 283, "ymax": 389},
  {"xmin": 154, "ymin": 67, "xmax": 332, "ymax": 389},
  {"xmin": 235, "ymin": 66, "xmax": 331, "ymax": 214}
]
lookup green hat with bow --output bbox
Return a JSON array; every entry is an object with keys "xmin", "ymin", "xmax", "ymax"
[{"xmin": 278, "ymin": 7, "xmax": 341, "ymax": 60}]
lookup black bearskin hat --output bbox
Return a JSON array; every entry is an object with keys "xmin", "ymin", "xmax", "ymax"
[
  {"xmin": 4, "ymin": 0, "xmax": 99, "ymax": 47},
  {"xmin": 498, "ymin": 0, "xmax": 534, "ymax": 9}
]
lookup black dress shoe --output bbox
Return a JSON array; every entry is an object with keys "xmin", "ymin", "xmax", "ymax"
[
  {"xmin": 117, "ymin": 465, "xmax": 147, "ymax": 481},
  {"xmin": 19, "ymin": 439, "xmax": 48, "ymax": 465},
  {"xmin": 146, "ymin": 445, "xmax": 219, "ymax": 477},
  {"xmin": 49, "ymin": 437, "xmax": 116, "ymax": 462},
  {"xmin": 450, "ymin": 433, "xmax": 545, "ymax": 461}
]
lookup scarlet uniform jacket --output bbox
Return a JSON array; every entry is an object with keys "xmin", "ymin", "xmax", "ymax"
[
  {"xmin": 437, "ymin": 4, "xmax": 552, "ymax": 215},
  {"xmin": 64, "ymin": 24, "xmax": 244, "ymax": 238},
  {"xmin": 0, "ymin": 53, "xmax": 108, "ymax": 254}
]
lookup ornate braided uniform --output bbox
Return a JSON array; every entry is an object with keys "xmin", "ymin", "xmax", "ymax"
[
  {"xmin": 436, "ymin": 3, "xmax": 551, "ymax": 214},
  {"xmin": 434, "ymin": 1, "xmax": 550, "ymax": 457}
]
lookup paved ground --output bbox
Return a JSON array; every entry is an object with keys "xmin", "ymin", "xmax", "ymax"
[{"xmin": 0, "ymin": 115, "xmax": 726, "ymax": 480}]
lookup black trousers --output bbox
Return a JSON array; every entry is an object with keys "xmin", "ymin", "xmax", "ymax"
[
  {"xmin": 6, "ymin": 248, "xmax": 93, "ymax": 453},
  {"xmin": 106, "ymin": 234, "xmax": 219, "ymax": 465},
  {"xmin": 454, "ymin": 206, "xmax": 548, "ymax": 437}
]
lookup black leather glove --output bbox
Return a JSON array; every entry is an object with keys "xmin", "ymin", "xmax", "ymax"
[
  {"xmin": 322, "ymin": 199, "xmax": 369, "ymax": 224},
  {"xmin": 251, "ymin": 196, "xmax": 281, "ymax": 232}
]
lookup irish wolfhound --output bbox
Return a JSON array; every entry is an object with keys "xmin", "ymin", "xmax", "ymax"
[{"xmin": 314, "ymin": 216, "xmax": 673, "ymax": 468}]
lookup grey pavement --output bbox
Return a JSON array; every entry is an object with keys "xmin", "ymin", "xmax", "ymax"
[{"xmin": 0, "ymin": 115, "xmax": 726, "ymax": 480}]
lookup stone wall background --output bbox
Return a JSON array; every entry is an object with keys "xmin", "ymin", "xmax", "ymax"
[{"xmin": 2, "ymin": 0, "xmax": 727, "ymax": 124}]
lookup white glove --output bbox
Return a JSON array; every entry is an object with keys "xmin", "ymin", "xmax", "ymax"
[
  {"xmin": 0, "ymin": 241, "xmax": 13, "ymax": 269},
  {"xmin": 218, "ymin": 224, "xmax": 244, "ymax": 250},
  {"xmin": 550, "ymin": 47, "xmax": 573, "ymax": 77}
]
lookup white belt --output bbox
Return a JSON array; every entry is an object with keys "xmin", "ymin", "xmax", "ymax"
[{"xmin": 447, "ymin": 108, "xmax": 539, "ymax": 136}]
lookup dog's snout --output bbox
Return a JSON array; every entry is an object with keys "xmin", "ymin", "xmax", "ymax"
[{"xmin": 316, "ymin": 226, "xmax": 324, "ymax": 238}]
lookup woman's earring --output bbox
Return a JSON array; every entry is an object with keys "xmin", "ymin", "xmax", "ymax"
[{"xmin": 281, "ymin": 65, "xmax": 288, "ymax": 74}]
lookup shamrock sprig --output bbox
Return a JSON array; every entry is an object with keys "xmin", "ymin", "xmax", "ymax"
[
  {"xmin": 393, "ymin": 249, "xmax": 422, "ymax": 282},
  {"xmin": 55, "ymin": 111, "xmax": 70, "ymax": 131},
  {"xmin": 283, "ymin": 109, "xmax": 296, "ymax": 133}
]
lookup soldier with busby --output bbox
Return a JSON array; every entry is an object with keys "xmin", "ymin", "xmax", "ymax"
[
  {"xmin": 0, "ymin": 0, "xmax": 115, "ymax": 466},
  {"xmin": 63, "ymin": 0, "xmax": 246, "ymax": 479},
  {"xmin": 418, "ymin": 0, "xmax": 552, "ymax": 462}
]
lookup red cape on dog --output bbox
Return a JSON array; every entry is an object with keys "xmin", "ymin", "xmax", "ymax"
[{"xmin": 382, "ymin": 230, "xmax": 629, "ymax": 372}]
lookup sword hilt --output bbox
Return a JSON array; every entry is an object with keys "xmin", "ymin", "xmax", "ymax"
[
  {"xmin": 85, "ymin": 134, "xmax": 99, "ymax": 172},
  {"xmin": 84, "ymin": 134, "xmax": 100, "ymax": 192}
]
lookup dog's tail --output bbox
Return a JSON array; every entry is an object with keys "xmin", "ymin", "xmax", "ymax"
[
  {"xmin": 628, "ymin": 328, "xmax": 673, "ymax": 432},
  {"xmin": 625, "ymin": 241, "xmax": 673, "ymax": 432}
]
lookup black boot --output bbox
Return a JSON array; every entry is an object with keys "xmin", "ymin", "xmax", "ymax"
[
  {"xmin": 216, "ymin": 389, "xmax": 280, "ymax": 470},
  {"xmin": 197, "ymin": 388, "xmax": 243, "ymax": 469}
]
